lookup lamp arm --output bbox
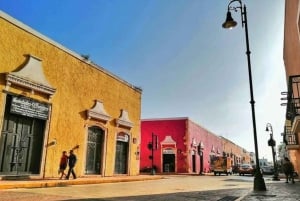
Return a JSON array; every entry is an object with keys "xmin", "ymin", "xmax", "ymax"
[
  {"xmin": 227, "ymin": 0, "xmax": 244, "ymax": 27},
  {"xmin": 228, "ymin": 0, "xmax": 242, "ymax": 10}
]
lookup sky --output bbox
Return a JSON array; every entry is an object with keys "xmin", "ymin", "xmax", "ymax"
[{"xmin": 0, "ymin": 0, "xmax": 286, "ymax": 162}]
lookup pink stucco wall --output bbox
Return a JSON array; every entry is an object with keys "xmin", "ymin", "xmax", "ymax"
[
  {"xmin": 141, "ymin": 118, "xmax": 223, "ymax": 174},
  {"xmin": 140, "ymin": 118, "xmax": 187, "ymax": 173},
  {"xmin": 187, "ymin": 120, "xmax": 223, "ymax": 173}
]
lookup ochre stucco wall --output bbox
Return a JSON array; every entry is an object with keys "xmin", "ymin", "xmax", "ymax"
[
  {"xmin": 0, "ymin": 13, "xmax": 141, "ymax": 177},
  {"xmin": 283, "ymin": 0, "xmax": 300, "ymax": 176}
]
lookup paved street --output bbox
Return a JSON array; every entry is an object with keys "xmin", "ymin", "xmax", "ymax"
[{"xmin": 0, "ymin": 174, "xmax": 278, "ymax": 201}]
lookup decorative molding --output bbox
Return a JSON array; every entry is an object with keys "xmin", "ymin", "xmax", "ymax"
[
  {"xmin": 87, "ymin": 100, "xmax": 111, "ymax": 122},
  {"xmin": 191, "ymin": 138, "xmax": 197, "ymax": 147},
  {"xmin": 6, "ymin": 74, "xmax": 56, "ymax": 95},
  {"xmin": 116, "ymin": 109, "xmax": 133, "ymax": 128},
  {"xmin": 211, "ymin": 145, "xmax": 215, "ymax": 153},
  {"xmin": 161, "ymin": 136, "xmax": 176, "ymax": 145},
  {"xmin": 5, "ymin": 55, "xmax": 56, "ymax": 97},
  {"xmin": 199, "ymin": 141, "xmax": 205, "ymax": 149}
]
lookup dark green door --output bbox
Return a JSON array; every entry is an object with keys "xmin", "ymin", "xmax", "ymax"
[
  {"xmin": 85, "ymin": 126, "xmax": 103, "ymax": 174},
  {"xmin": 114, "ymin": 133, "xmax": 129, "ymax": 174},
  {"xmin": 163, "ymin": 154, "xmax": 175, "ymax": 172},
  {"xmin": 192, "ymin": 153, "xmax": 196, "ymax": 172},
  {"xmin": 0, "ymin": 96, "xmax": 45, "ymax": 174}
]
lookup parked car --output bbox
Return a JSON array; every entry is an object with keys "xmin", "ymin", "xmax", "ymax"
[
  {"xmin": 238, "ymin": 164, "xmax": 254, "ymax": 176},
  {"xmin": 261, "ymin": 166, "xmax": 274, "ymax": 175}
]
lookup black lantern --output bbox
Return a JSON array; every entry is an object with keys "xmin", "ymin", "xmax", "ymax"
[{"xmin": 265, "ymin": 123, "xmax": 280, "ymax": 181}]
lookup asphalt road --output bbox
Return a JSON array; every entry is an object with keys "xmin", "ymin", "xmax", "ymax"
[{"xmin": 0, "ymin": 175, "xmax": 274, "ymax": 201}]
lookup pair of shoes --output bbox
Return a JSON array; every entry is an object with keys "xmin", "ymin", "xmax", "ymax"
[
  {"xmin": 292, "ymin": 181, "xmax": 295, "ymax": 184},
  {"xmin": 285, "ymin": 181, "xmax": 289, "ymax": 183},
  {"xmin": 65, "ymin": 178, "xmax": 69, "ymax": 180}
]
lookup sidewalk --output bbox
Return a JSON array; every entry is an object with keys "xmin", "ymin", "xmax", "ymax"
[
  {"xmin": 1, "ymin": 174, "xmax": 300, "ymax": 201},
  {"xmin": 240, "ymin": 179, "xmax": 300, "ymax": 201},
  {"xmin": 0, "ymin": 174, "xmax": 164, "ymax": 189}
]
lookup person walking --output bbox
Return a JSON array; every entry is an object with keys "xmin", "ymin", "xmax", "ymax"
[
  {"xmin": 66, "ymin": 150, "xmax": 77, "ymax": 180},
  {"xmin": 282, "ymin": 157, "xmax": 295, "ymax": 183},
  {"xmin": 58, "ymin": 151, "xmax": 68, "ymax": 179}
]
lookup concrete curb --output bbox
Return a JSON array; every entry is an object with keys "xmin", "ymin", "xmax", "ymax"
[{"xmin": 0, "ymin": 175, "xmax": 164, "ymax": 189}]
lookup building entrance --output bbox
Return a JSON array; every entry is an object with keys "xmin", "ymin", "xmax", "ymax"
[
  {"xmin": 0, "ymin": 95, "xmax": 46, "ymax": 175},
  {"xmin": 163, "ymin": 153, "xmax": 175, "ymax": 173},
  {"xmin": 192, "ymin": 151, "xmax": 196, "ymax": 172},
  {"xmin": 114, "ymin": 133, "xmax": 129, "ymax": 174},
  {"xmin": 85, "ymin": 126, "xmax": 104, "ymax": 174}
]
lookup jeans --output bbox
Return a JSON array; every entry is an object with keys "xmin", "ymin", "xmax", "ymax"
[{"xmin": 66, "ymin": 166, "xmax": 76, "ymax": 179}]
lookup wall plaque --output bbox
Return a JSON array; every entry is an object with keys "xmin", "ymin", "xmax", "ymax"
[{"xmin": 10, "ymin": 96, "xmax": 49, "ymax": 120}]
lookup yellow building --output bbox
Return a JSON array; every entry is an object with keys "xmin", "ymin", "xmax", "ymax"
[
  {"xmin": 220, "ymin": 136, "xmax": 251, "ymax": 166},
  {"xmin": 283, "ymin": 0, "xmax": 300, "ymax": 174},
  {"xmin": 0, "ymin": 11, "xmax": 142, "ymax": 178}
]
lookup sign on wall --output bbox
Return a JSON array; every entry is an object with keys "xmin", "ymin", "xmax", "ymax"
[
  {"xmin": 117, "ymin": 133, "xmax": 129, "ymax": 142},
  {"xmin": 10, "ymin": 96, "xmax": 49, "ymax": 120},
  {"xmin": 163, "ymin": 148, "xmax": 175, "ymax": 154}
]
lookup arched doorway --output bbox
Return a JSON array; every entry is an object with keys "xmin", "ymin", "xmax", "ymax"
[
  {"xmin": 192, "ymin": 150, "xmax": 196, "ymax": 173},
  {"xmin": 114, "ymin": 132, "xmax": 129, "ymax": 174},
  {"xmin": 199, "ymin": 151, "xmax": 204, "ymax": 174},
  {"xmin": 85, "ymin": 126, "xmax": 104, "ymax": 174}
]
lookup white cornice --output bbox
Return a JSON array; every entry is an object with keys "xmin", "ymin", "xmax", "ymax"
[
  {"xmin": 87, "ymin": 100, "xmax": 111, "ymax": 122},
  {"xmin": 161, "ymin": 136, "xmax": 176, "ymax": 144},
  {"xmin": 5, "ymin": 55, "xmax": 56, "ymax": 96},
  {"xmin": 116, "ymin": 109, "xmax": 133, "ymax": 128}
]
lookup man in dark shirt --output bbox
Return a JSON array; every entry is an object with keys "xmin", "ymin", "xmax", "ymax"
[
  {"xmin": 66, "ymin": 150, "xmax": 77, "ymax": 179},
  {"xmin": 282, "ymin": 157, "xmax": 294, "ymax": 183}
]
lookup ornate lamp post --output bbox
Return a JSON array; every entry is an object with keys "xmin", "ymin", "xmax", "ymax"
[
  {"xmin": 265, "ymin": 123, "xmax": 280, "ymax": 181},
  {"xmin": 222, "ymin": 0, "xmax": 266, "ymax": 191}
]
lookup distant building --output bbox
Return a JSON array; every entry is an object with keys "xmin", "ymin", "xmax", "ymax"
[
  {"xmin": 0, "ymin": 11, "xmax": 142, "ymax": 178},
  {"xmin": 140, "ymin": 117, "xmax": 251, "ymax": 174},
  {"xmin": 249, "ymin": 152, "xmax": 256, "ymax": 166},
  {"xmin": 220, "ymin": 136, "xmax": 251, "ymax": 166},
  {"xmin": 259, "ymin": 158, "xmax": 269, "ymax": 167}
]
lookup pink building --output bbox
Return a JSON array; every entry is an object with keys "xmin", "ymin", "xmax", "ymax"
[{"xmin": 141, "ymin": 117, "xmax": 223, "ymax": 174}]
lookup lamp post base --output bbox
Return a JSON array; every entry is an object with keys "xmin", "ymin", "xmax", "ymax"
[{"xmin": 253, "ymin": 171, "xmax": 267, "ymax": 191}]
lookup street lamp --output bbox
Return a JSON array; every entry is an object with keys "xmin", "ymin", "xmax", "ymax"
[
  {"xmin": 147, "ymin": 133, "xmax": 158, "ymax": 175},
  {"xmin": 265, "ymin": 123, "xmax": 280, "ymax": 181},
  {"xmin": 222, "ymin": 0, "xmax": 266, "ymax": 191}
]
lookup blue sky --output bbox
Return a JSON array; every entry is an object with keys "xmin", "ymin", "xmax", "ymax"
[{"xmin": 0, "ymin": 0, "xmax": 286, "ymax": 161}]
